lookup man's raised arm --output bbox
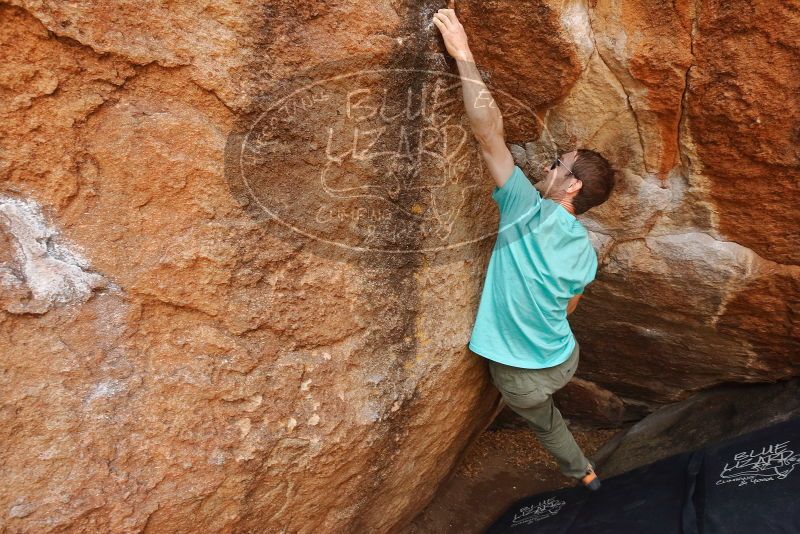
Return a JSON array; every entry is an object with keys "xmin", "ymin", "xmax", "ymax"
[{"xmin": 433, "ymin": 8, "xmax": 515, "ymax": 188}]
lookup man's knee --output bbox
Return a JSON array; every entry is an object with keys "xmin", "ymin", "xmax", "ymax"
[{"xmin": 504, "ymin": 396, "xmax": 558, "ymax": 434}]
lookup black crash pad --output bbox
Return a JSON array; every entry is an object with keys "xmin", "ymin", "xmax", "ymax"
[
  {"xmin": 486, "ymin": 415, "xmax": 800, "ymax": 533},
  {"xmin": 696, "ymin": 416, "xmax": 800, "ymax": 534}
]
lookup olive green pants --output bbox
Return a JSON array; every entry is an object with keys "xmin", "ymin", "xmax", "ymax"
[{"xmin": 487, "ymin": 342, "xmax": 590, "ymax": 480}]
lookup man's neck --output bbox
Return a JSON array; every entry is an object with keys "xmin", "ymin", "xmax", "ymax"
[{"xmin": 554, "ymin": 198, "xmax": 576, "ymax": 215}]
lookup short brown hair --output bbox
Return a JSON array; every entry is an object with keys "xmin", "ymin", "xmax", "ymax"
[{"xmin": 571, "ymin": 149, "xmax": 615, "ymax": 215}]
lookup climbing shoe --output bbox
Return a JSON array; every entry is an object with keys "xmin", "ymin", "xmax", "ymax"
[{"xmin": 582, "ymin": 460, "xmax": 601, "ymax": 491}]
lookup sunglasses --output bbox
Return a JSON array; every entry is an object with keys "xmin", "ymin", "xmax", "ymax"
[{"xmin": 550, "ymin": 158, "xmax": 577, "ymax": 179}]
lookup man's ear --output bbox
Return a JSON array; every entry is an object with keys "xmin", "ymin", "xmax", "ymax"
[{"xmin": 566, "ymin": 178, "xmax": 582, "ymax": 194}]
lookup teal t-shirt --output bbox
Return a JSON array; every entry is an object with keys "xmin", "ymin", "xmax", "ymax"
[{"xmin": 468, "ymin": 165, "xmax": 598, "ymax": 369}]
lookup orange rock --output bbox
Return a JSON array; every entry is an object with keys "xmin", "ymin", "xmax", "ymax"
[{"xmin": 1, "ymin": 0, "xmax": 798, "ymax": 532}]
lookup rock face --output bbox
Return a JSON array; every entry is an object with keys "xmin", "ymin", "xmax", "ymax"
[
  {"xmin": 597, "ymin": 379, "xmax": 800, "ymax": 478},
  {"xmin": 562, "ymin": 0, "xmax": 800, "ymax": 409},
  {"xmin": 1, "ymin": 1, "xmax": 797, "ymax": 533}
]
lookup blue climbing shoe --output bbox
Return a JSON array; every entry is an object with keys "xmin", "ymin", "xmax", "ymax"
[{"xmin": 582, "ymin": 459, "xmax": 601, "ymax": 491}]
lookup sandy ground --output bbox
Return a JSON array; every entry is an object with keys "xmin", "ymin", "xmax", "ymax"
[{"xmin": 403, "ymin": 425, "xmax": 619, "ymax": 534}]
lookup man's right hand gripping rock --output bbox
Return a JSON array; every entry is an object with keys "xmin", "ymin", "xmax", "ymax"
[{"xmin": 432, "ymin": 7, "xmax": 474, "ymax": 63}]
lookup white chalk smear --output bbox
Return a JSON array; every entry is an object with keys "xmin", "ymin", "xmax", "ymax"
[
  {"xmin": 86, "ymin": 379, "xmax": 125, "ymax": 401},
  {"xmin": 0, "ymin": 195, "xmax": 107, "ymax": 314}
]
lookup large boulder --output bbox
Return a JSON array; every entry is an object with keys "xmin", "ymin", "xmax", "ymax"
[
  {"xmin": 521, "ymin": 0, "xmax": 800, "ymax": 412},
  {"xmin": 1, "ymin": 2, "xmax": 503, "ymax": 532}
]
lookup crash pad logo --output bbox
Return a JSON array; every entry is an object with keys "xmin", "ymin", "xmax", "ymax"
[
  {"xmin": 716, "ymin": 440, "xmax": 800, "ymax": 487},
  {"xmin": 511, "ymin": 497, "xmax": 566, "ymax": 527},
  {"xmin": 227, "ymin": 60, "xmax": 553, "ymax": 258}
]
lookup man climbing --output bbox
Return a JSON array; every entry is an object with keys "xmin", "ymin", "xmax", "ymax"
[{"xmin": 433, "ymin": 8, "xmax": 616, "ymax": 491}]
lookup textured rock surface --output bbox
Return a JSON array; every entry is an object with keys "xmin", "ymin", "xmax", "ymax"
[
  {"xmin": 565, "ymin": 0, "xmax": 799, "ymax": 411},
  {"xmin": 1, "ymin": 0, "xmax": 798, "ymax": 533},
  {"xmin": 1, "ymin": 2, "xmax": 499, "ymax": 532},
  {"xmin": 554, "ymin": 377, "xmax": 630, "ymax": 427}
]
